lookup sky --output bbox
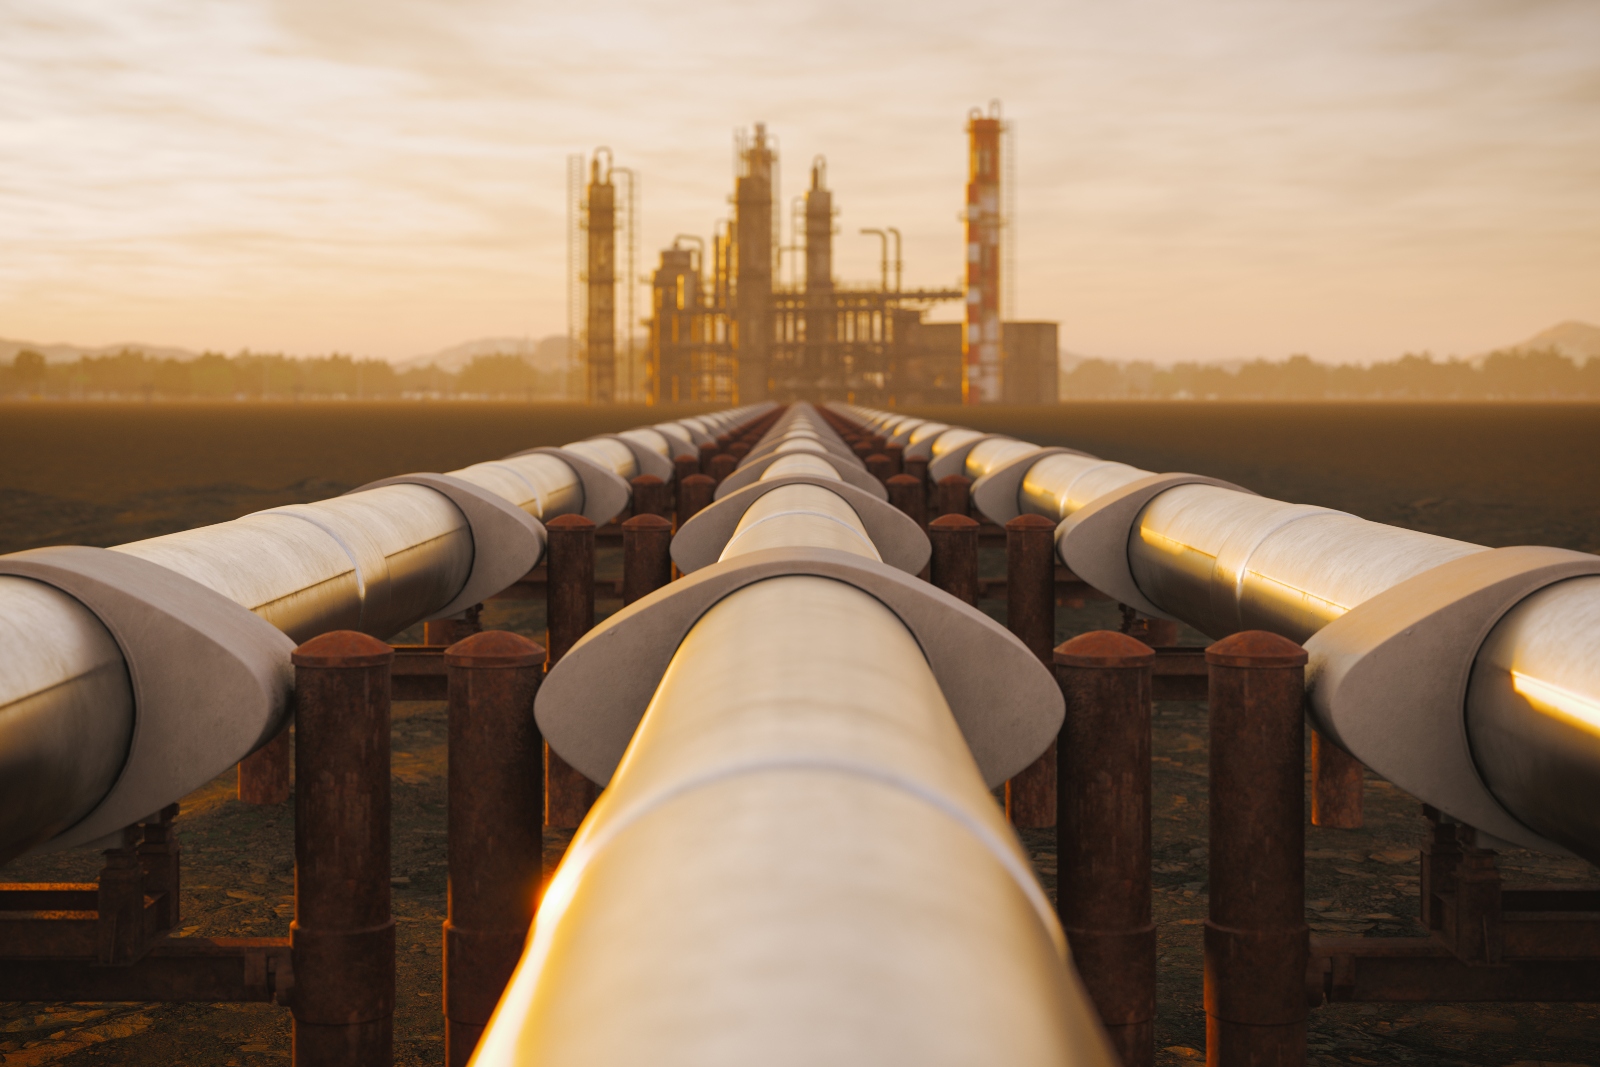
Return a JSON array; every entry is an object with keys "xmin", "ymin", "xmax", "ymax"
[{"xmin": 1, "ymin": 0, "xmax": 1596, "ymax": 364}]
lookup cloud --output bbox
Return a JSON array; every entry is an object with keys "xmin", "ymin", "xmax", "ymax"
[{"xmin": 0, "ymin": 0, "xmax": 1595, "ymax": 360}]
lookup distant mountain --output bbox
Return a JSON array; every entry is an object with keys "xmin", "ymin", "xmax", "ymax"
[
  {"xmin": 1502, "ymin": 321, "xmax": 1600, "ymax": 364},
  {"xmin": 0, "ymin": 337, "xmax": 201, "ymax": 365},
  {"xmin": 396, "ymin": 335, "xmax": 578, "ymax": 374}
]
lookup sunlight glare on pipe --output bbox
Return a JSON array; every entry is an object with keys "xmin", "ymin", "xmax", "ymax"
[{"xmin": 1511, "ymin": 670, "xmax": 1600, "ymax": 739}]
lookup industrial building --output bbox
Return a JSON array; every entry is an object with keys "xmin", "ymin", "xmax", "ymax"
[{"xmin": 570, "ymin": 105, "xmax": 1060, "ymax": 405}]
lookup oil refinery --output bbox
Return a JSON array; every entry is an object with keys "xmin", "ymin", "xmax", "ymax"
[{"xmin": 568, "ymin": 105, "xmax": 1061, "ymax": 406}]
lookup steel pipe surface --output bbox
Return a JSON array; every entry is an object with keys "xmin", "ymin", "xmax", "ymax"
[
  {"xmin": 1467, "ymin": 576, "xmax": 1600, "ymax": 859},
  {"xmin": 476, "ymin": 403, "xmax": 1110, "ymax": 1064},
  {"xmin": 475, "ymin": 575, "xmax": 1110, "ymax": 1067},
  {"xmin": 839, "ymin": 403, "xmax": 1600, "ymax": 863},
  {"xmin": 0, "ymin": 411, "xmax": 755, "ymax": 864},
  {"xmin": 0, "ymin": 578, "xmax": 135, "ymax": 854}
]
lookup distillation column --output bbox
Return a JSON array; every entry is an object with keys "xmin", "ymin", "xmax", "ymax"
[
  {"xmin": 964, "ymin": 106, "xmax": 1003, "ymax": 404},
  {"xmin": 586, "ymin": 153, "xmax": 617, "ymax": 403},
  {"xmin": 734, "ymin": 124, "xmax": 776, "ymax": 403},
  {"xmin": 804, "ymin": 158, "xmax": 835, "ymax": 396}
]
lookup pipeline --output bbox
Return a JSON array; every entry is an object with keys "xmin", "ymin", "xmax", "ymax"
[
  {"xmin": 0, "ymin": 406, "xmax": 771, "ymax": 864},
  {"xmin": 477, "ymin": 404, "xmax": 1114, "ymax": 1065},
  {"xmin": 837, "ymin": 404, "xmax": 1600, "ymax": 868}
]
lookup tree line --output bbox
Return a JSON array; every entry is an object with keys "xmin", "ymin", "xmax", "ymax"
[
  {"xmin": 1060, "ymin": 348, "xmax": 1600, "ymax": 400},
  {"xmin": 0, "ymin": 350, "xmax": 573, "ymax": 400},
  {"xmin": 4, "ymin": 344, "xmax": 1596, "ymax": 401}
]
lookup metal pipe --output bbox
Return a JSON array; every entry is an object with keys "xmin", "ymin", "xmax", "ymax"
[
  {"xmin": 0, "ymin": 412, "xmax": 763, "ymax": 864},
  {"xmin": 474, "ymin": 404, "xmax": 1113, "ymax": 1065},
  {"xmin": 839, "ymin": 404, "xmax": 1600, "ymax": 865}
]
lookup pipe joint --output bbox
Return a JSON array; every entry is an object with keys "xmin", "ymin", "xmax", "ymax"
[{"xmin": 347, "ymin": 472, "xmax": 548, "ymax": 622}]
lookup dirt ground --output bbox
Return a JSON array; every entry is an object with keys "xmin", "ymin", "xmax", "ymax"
[{"xmin": 2, "ymin": 401, "xmax": 1598, "ymax": 1065}]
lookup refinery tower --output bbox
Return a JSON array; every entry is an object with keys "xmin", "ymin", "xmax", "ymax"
[{"xmin": 571, "ymin": 106, "xmax": 1058, "ymax": 406}]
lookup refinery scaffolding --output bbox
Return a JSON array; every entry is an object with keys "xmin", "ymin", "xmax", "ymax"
[
  {"xmin": 640, "ymin": 107, "xmax": 1056, "ymax": 407},
  {"xmin": 568, "ymin": 148, "xmax": 640, "ymax": 404}
]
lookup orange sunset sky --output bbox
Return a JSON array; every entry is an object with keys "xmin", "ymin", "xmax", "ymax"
[{"xmin": 2, "ymin": 0, "xmax": 1597, "ymax": 364}]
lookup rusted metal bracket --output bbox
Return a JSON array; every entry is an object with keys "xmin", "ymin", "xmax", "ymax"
[
  {"xmin": 0, "ymin": 803, "xmax": 293, "ymax": 1005},
  {"xmin": 1309, "ymin": 808, "xmax": 1600, "ymax": 1005}
]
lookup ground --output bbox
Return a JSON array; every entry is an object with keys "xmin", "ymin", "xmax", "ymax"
[{"xmin": 2, "ymin": 401, "xmax": 1597, "ymax": 1065}]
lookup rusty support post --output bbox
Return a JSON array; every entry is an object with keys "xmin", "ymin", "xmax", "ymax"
[
  {"xmin": 443, "ymin": 632, "xmax": 546, "ymax": 1067},
  {"xmin": 1056, "ymin": 632, "xmax": 1156, "ymax": 1067},
  {"xmin": 677, "ymin": 472, "xmax": 715, "ymax": 531},
  {"xmin": 728, "ymin": 441, "xmax": 751, "ymax": 460},
  {"xmin": 935, "ymin": 474, "xmax": 971, "ymax": 518},
  {"xmin": 622, "ymin": 514, "xmax": 673, "ymax": 604},
  {"xmin": 424, "ymin": 604, "xmax": 483, "ymax": 647},
  {"xmin": 852, "ymin": 440, "xmax": 875, "ymax": 464},
  {"xmin": 672, "ymin": 453, "xmax": 698, "ymax": 510},
  {"xmin": 1206, "ymin": 631, "xmax": 1309, "ymax": 1067},
  {"xmin": 137, "ymin": 802, "xmax": 182, "ymax": 932},
  {"xmin": 629, "ymin": 474, "xmax": 668, "ymax": 519},
  {"xmin": 290, "ymin": 631, "xmax": 394, "ymax": 1067},
  {"xmin": 883, "ymin": 443, "xmax": 904, "ymax": 474},
  {"xmin": 1006, "ymin": 513, "xmax": 1057, "ymax": 828},
  {"xmin": 866, "ymin": 453, "xmax": 893, "ymax": 485},
  {"xmin": 1311, "ymin": 731, "xmax": 1364, "ymax": 829},
  {"xmin": 905, "ymin": 454, "xmax": 929, "ymax": 487},
  {"xmin": 698, "ymin": 441, "xmax": 719, "ymax": 474},
  {"xmin": 929, "ymin": 512, "xmax": 979, "ymax": 600},
  {"xmin": 708, "ymin": 453, "xmax": 737, "ymax": 485},
  {"xmin": 886, "ymin": 473, "xmax": 926, "ymax": 529},
  {"xmin": 238, "ymin": 725, "xmax": 291, "ymax": 805},
  {"xmin": 96, "ymin": 826, "xmax": 146, "ymax": 965},
  {"xmin": 927, "ymin": 514, "xmax": 978, "ymax": 604},
  {"xmin": 544, "ymin": 514, "xmax": 599, "ymax": 828}
]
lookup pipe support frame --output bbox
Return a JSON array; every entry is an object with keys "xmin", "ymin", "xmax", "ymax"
[
  {"xmin": 1054, "ymin": 473, "xmax": 1254, "ymax": 621},
  {"xmin": 1305, "ymin": 545, "xmax": 1600, "ymax": 857},
  {"xmin": 507, "ymin": 446, "xmax": 631, "ymax": 526},
  {"xmin": 970, "ymin": 447, "xmax": 1097, "ymax": 526},
  {"xmin": 715, "ymin": 450, "xmax": 884, "ymax": 500},
  {"xmin": 674, "ymin": 475, "xmax": 929, "ymax": 576},
  {"xmin": 0, "ymin": 546, "xmax": 294, "ymax": 856},
  {"xmin": 535, "ymin": 545, "xmax": 1063, "ymax": 790},
  {"xmin": 348, "ymin": 473, "xmax": 547, "ymax": 622},
  {"xmin": 927, "ymin": 432, "xmax": 1009, "ymax": 481}
]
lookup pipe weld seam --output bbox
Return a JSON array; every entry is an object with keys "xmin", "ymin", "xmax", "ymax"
[
  {"xmin": 478, "ymin": 461, "xmax": 548, "ymax": 517},
  {"xmin": 1222, "ymin": 506, "xmax": 1347, "ymax": 613},
  {"xmin": 258, "ymin": 508, "xmax": 376, "ymax": 608}
]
